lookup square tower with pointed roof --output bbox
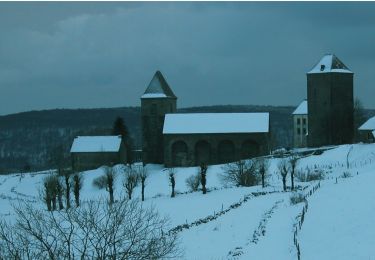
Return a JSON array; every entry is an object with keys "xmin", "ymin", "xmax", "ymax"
[
  {"xmin": 141, "ymin": 71, "xmax": 177, "ymax": 164},
  {"xmin": 307, "ymin": 54, "xmax": 354, "ymax": 147}
]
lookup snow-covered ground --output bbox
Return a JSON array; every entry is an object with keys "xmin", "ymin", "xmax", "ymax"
[{"xmin": 1, "ymin": 143, "xmax": 375, "ymax": 259}]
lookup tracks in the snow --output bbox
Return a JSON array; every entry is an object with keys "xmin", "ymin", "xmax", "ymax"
[{"xmin": 168, "ymin": 190, "xmax": 281, "ymax": 235}]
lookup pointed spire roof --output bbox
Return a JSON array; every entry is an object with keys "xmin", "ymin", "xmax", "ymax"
[
  {"xmin": 307, "ymin": 54, "xmax": 353, "ymax": 74},
  {"xmin": 141, "ymin": 71, "xmax": 177, "ymax": 99}
]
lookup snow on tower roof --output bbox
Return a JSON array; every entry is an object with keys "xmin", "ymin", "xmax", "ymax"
[
  {"xmin": 163, "ymin": 113, "xmax": 269, "ymax": 134},
  {"xmin": 292, "ymin": 100, "xmax": 308, "ymax": 115},
  {"xmin": 307, "ymin": 54, "xmax": 353, "ymax": 74},
  {"xmin": 359, "ymin": 116, "xmax": 375, "ymax": 131},
  {"xmin": 141, "ymin": 71, "xmax": 176, "ymax": 99},
  {"xmin": 70, "ymin": 136, "xmax": 122, "ymax": 153}
]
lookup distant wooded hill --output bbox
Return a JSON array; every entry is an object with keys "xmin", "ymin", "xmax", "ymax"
[{"xmin": 1, "ymin": 105, "xmax": 373, "ymax": 172}]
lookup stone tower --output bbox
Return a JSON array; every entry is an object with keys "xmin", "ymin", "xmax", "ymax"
[
  {"xmin": 141, "ymin": 71, "xmax": 177, "ymax": 164},
  {"xmin": 307, "ymin": 54, "xmax": 354, "ymax": 147}
]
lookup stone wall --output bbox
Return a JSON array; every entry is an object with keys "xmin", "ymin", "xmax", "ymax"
[
  {"xmin": 164, "ymin": 132, "xmax": 270, "ymax": 167},
  {"xmin": 71, "ymin": 144, "xmax": 127, "ymax": 171},
  {"xmin": 307, "ymin": 72, "xmax": 353, "ymax": 147}
]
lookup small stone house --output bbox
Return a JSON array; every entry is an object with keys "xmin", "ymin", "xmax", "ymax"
[
  {"xmin": 358, "ymin": 116, "xmax": 375, "ymax": 143},
  {"xmin": 70, "ymin": 136, "xmax": 127, "ymax": 171},
  {"xmin": 292, "ymin": 100, "xmax": 308, "ymax": 148}
]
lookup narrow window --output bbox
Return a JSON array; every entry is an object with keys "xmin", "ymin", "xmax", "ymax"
[
  {"xmin": 297, "ymin": 118, "xmax": 301, "ymax": 125},
  {"xmin": 297, "ymin": 128, "xmax": 301, "ymax": 135},
  {"xmin": 303, "ymin": 128, "xmax": 306, "ymax": 135},
  {"xmin": 303, "ymin": 118, "xmax": 306, "ymax": 125}
]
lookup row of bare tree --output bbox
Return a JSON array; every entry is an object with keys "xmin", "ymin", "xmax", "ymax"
[
  {"xmin": 221, "ymin": 155, "xmax": 303, "ymax": 192},
  {"xmin": 41, "ymin": 170, "xmax": 82, "ymax": 211}
]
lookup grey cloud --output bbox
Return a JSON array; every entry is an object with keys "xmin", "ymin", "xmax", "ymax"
[{"xmin": 0, "ymin": 2, "xmax": 374, "ymax": 115}]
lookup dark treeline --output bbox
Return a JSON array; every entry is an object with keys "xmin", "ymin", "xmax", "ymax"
[{"xmin": 1, "ymin": 105, "xmax": 374, "ymax": 173}]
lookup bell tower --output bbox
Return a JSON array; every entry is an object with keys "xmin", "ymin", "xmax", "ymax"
[
  {"xmin": 141, "ymin": 71, "xmax": 177, "ymax": 164},
  {"xmin": 307, "ymin": 54, "xmax": 354, "ymax": 147}
]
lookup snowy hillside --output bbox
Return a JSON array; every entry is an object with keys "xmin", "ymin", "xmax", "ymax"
[{"xmin": 1, "ymin": 143, "xmax": 375, "ymax": 259}]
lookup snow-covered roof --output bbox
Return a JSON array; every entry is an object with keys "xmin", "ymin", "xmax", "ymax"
[
  {"xmin": 359, "ymin": 116, "xmax": 375, "ymax": 131},
  {"xmin": 307, "ymin": 54, "xmax": 352, "ymax": 74},
  {"xmin": 292, "ymin": 100, "xmax": 308, "ymax": 115},
  {"xmin": 163, "ymin": 113, "xmax": 269, "ymax": 134},
  {"xmin": 70, "ymin": 136, "xmax": 122, "ymax": 153},
  {"xmin": 141, "ymin": 71, "xmax": 176, "ymax": 99},
  {"xmin": 141, "ymin": 93, "xmax": 167, "ymax": 98}
]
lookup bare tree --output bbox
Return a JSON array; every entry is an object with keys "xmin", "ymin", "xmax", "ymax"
[
  {"xmin": 104, "ymin": 166, "xmax": 116, "ymax": 204},
  {"xmin": 136, "ymin": 165, "xmax": 148, "ymax": 201},
  {"xmin": 257, "ymin": 158, "xmax": 270, "ymax": 188},
  {"xmin": 289, "ymin": 155, "xmax": 299, "ymax": 191},
  {"xmin": 168, "ymin": 168, "xmax": 176, "ymax": 198},
  {"xmin": 346, "ymin": 145, "xmax": 354, "ymax": 169},
  {"xmin": 56, "ymin": 178, "xmax": 65, "ymax": 210},
  {"xmin": 41, "ymin": 174, "xmax": 54, "ymax": 211},
  {"xmin": 63, "ymin": 169, "xmax": 71, "ymax": 209},
  {"xmin": 185, "ymin": 173, "xmax": 200, "ymax": 192},
  {"xmin": 73, "ymin": 173, "xmax": 83, "ymax": 207},
  {"xmin": 0, "ymin": 198, "xmax": 181, "ymax": 259},
  {"xmin": 124, "ymin": 166, "xmax": 138, "ymax": 200},
  {"xmin": 221, "ymin": 160, "xmax": 259, "ymax": 187},
  {"xmin": 200, "ymin": 163, "xmax": 208, "ymax": 194},
  {"xmin": 278, "ymin": 159, "xmax": 289, "ymax": 191}
]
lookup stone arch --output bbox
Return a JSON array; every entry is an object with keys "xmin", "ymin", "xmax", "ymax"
[
  {"xmin": 195, "ymin": 140, "xmax": 211, "ymax": 165},
  {"xmin": 171, "ymin": 140, "xmax": 188, "ymax": 166},
  {"xmin": 241, "ymin": 140, "xmax": 260, "ymax": 159},
  {"xmin": 218, "ymin": 140, "xmax": 235, "ymax": 163}
]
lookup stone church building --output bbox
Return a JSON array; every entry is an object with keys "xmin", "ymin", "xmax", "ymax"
[{"xmin": 141, "ymin": 71, "xmax": 270, "ymax": 167}]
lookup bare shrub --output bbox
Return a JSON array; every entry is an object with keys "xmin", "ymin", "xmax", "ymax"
[
  {"xmin": 341, "ymin": 171, "xmax": 352, "ymax": 178},
  {"xmin": 296, "ymin": 167, "xmax": 325, "ymax": 182},
  {"xmin": 290, "ymin": 192, "xmax": 306, "ymax": 205},
  {"xmin": 185, "ymin": 174, "xmax": 200, "ymax": 192},
  {"xmin": 0, "ymin": 198, "xmax": 181, "ymax": 259},
  {"xmin": 92, "ymin": 175, "xmax": 108, "ymax": 190},
  {"xmin": 221, "ymin": 160, "xmax": 259, "ymax": 187}
]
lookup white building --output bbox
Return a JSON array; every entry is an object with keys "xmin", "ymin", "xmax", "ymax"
[{"xmin": 292, "ymin": 100, "xmax": 308, "ymax": 148}]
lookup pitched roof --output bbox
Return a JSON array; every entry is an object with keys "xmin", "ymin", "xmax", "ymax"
[
  {"xmin": 141, "ymin": 71, "xmax": 176, "ymax": 99},
  {"xmin": 70, "ymin": 136, "xmax": 122, "ymax": 153},
  {"xmin": 307, "ymin": 54, "xmax": 353, "ymax": 74},
  {"xmin": 163, "ymin": 113, "xmax": 269, "ymax": 134},
  {"xmin": 359, "ymin": 116, "xmax": 375, "ymax": 131},
  {"xmin": 293, "ymin": 100, "xmax": 308, "ymax": 115}
]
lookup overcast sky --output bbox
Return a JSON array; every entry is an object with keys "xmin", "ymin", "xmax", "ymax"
[{"xmin": 0, "ymin": 2, "xmax": 374, "ymax": 115}]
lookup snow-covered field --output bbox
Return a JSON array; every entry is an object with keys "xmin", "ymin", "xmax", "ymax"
[{"xmin": 1, "ymin": 143, "xmax": 375, "ymax": 259}]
